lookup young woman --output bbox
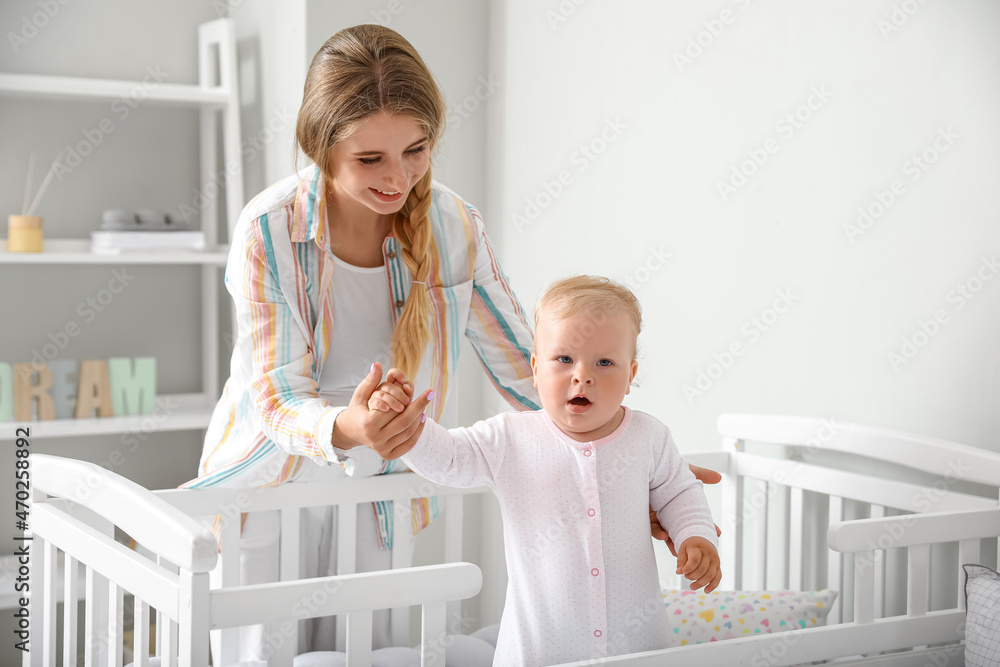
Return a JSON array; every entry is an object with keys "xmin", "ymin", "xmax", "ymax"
[{"xmin": 184, "ymin": 24, "xmax": 717, "ymax": 661}]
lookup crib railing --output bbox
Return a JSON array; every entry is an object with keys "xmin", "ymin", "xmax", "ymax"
[
  {"xmin": 155, "ymin": 473, "xmax": 491, "ymax": 665},
  {"xmin": 27, "ymin": 453, "xmax": 218, "ymax": 667},
  {"xmin": 713, "ymin": 413, "xmax": 1000, "ymax": 625},
  {"xmin": 26, "ymin": 455, "xmax": 486, "ymax": 667}
]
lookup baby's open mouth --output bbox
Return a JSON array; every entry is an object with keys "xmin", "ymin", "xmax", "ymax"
[{"xmin": 569, "ymin": 396, "xmax": 591, "ymax": 406}]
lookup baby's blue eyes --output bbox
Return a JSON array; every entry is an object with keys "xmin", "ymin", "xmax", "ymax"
[{"xmin": 555, "ymin": 356, "xmax": 613, "ymax": 366}]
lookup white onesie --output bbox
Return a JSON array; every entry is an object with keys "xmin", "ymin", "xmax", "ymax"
[{"xmin": 402, "ymin": 407, "xmax": 718, "ymax": 666}]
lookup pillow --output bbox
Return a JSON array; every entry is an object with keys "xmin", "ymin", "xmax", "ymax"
[
  {"xmin": 964, "ymin": 564, "xmax": 1000, "ymax": 667},
  {"xmin": 662, "ymin": 589, "xmax": 838, "ymax": 646}
]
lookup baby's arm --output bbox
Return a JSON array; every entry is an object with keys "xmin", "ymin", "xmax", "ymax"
[
  {"xmin": 648, "ymin": 430, "xmax": 719, "ymax": 551},
  {"xmin": 675, "ymin": 536, "xmax": 722, "ymax": 593},
  {"xmin": 368, "ymin": 369, "xmax": 507, "ymax": 489}
]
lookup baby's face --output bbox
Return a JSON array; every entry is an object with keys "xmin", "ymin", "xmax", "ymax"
[{"xmin": 531, "ymin": 307, "xmax": 638, "ymax": 443}]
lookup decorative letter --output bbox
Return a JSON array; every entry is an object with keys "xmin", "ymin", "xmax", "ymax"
[
  {"xmin": 107, "ymin": 357, "xmax": 156, "ymax": 416},
  {"xmin": 75, "ymin": 360, "xmax": 114, "ymax": 418},
  {"xmin": 48, "ymin": 359, "xmax": 80, "ymax": 420},
  {"xmin": 0, "ymin": 363, "xmax": 12, "ymax": 422},
  {"xmin": 14, "ymin": 363, "xmax": 55, "ymax": 421}
]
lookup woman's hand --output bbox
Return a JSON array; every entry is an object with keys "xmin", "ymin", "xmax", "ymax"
[
  {"xmin": 652, "ymin": 463, "xmax": 723, "ymax": 555},
  {"xmin": 331, "ymin": 363, "xmax": 431, "ymax": 460}
]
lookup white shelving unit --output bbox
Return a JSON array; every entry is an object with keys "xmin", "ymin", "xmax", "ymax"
[
  {"xmin": 0, "ymin": 18, "xmax": 243, "ymax": 442},
  {"xmin": 0, "ymin": 239, "xmax": 229, "ymax": 265}
]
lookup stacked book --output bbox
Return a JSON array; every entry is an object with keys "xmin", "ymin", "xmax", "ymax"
[
  {"xmin": 91, "ymin": 230, "xmax": 206, "ymax": 254},
  {"xmin": 91, "ymin": 209, "xmax": 204, "ymax": 254}
]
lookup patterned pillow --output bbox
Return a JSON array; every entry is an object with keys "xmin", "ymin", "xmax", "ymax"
[
  {"xmin": 964, "ymin": 564, "xmax": 1000, "ymax": 667},
  {"xmin": 662, "ymin": 589, "xmax": 838, "ymax": 646}
]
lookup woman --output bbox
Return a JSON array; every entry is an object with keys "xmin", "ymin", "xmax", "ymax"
[{"xmin": 185, "ymin": 24, "xmax": 716, "ymax": 661}]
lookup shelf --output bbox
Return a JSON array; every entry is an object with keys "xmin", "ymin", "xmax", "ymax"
[
  {"xmin": 0, "ymin": 72, "xmax": 231, "ymax": 108},
  {"xmin": 0, "ymin": 393, "xmax": 214, "ymax": 441},
  {"xmin": 0, "ymin": 239, "xmax": 228, "ymax": 265}
]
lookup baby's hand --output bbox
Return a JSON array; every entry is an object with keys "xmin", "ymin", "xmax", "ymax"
[
  {"xmin": 675, "ymin": 536, "xmax": 721, "ymax": 593},
  {"xmin": 368, "ymin": 367, "xmax": 414, "ymax": 413}
]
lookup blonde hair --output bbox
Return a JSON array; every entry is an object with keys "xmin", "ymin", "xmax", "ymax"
[
  {"xmin": 534, "ymin": 275, "xmax": 643, "ymax": 357},
  {"xmin": 296, "ymin": 25, "xmax": 446, "ymax": 378}
]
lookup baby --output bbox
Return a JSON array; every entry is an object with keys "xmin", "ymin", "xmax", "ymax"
[{"xmin": 369, "ymin": 275, "xmax": 720, "ymax": 665}]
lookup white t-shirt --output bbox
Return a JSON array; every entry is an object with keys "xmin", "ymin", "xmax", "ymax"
[{"xmin": 317, "ymin": 254, "xmax": 394, "ymax": 409}]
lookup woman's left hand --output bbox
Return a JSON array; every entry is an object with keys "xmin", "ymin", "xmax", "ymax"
[{"xmin": 651, "ymin": 463, "xmax": 723, "ymax": 554}]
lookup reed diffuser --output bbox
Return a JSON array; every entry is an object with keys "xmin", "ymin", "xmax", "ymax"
[{"xmin": 8, "ymin": 152, "xmax": 59, "ymax": 253}]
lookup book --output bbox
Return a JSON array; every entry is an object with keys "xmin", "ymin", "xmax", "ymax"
[{"xmin": 91, "ymin": 230, "xmax": 206, "ymax": 253}]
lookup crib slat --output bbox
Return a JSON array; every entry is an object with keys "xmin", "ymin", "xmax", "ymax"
[
  {"xmin": 444, "ymin": 495, "xmax": 464, "ymax": 636},
  {"xmin": 336, "ymin": 503, "xmax": 358, "ymax": 653},
  {"xmin": 828, "ymin": 495, "xmax": 844, "ymax": 623},
  {"xmin": 158, "ymin": 556, "xmax": 178, "ymax": 667},
  {"xmin": 907, "ymin": 543, "xmax": 930, "ymax": 616},
  {"xmin": 854, "ymin": 551, "xmax": 875, "ymax": 623},
  {"xmin": 345, "ymin": 609, "xmax": 373, "ymax": 666},
  {"xmin": 788, "ymin": 487, "xmax": 804, "ymax": 590},
  {"xmin": 108, "ymin": 581, "xmax": 124, "ymax": 667},
  {"xmin": 279, "ymin": 506, "xmax": 300, "ymax": 581},
  {"xmin": 752, "ymin": 479, "xmax": 768, "ymax": 590},
  {"xmin": 161, "ymin": 617, "xmax": 178, "ymax": 667},
  {"xmin": 86, "ymin": 564, "xmax": 110, "ymax": 666},
  {"xmin": 958, "ymin": 538, "xmax": 980, "ymax": 609},
  {"xmin": 63, "ymin": 554, "xmax": 78, "ymax": 667},
  {"xmin": 42, "ymin": 541, "xmax": 57, "ymax": 667},
  {"xmin": 134, "ymin": 597, "xmax": 150, "ymax": 667},
  {"xmin": 958, "ymin": 540, "xmax": 982, "ymax": 609},
  {"xmin": 870, "ymin": 504, "xmax": 886, "ymax": 619},
  {"xmin": 216, "ymin": 513, "xmax": 241, "ymax": 665},
  {"xmin": 391, "ymin": 508, "xmax": 417, "ymax": 648},
  {"xmin": 720, "ymin": 439, "xmax": 742, "ymax": 591},
  {"xmin": 178, "ymin": 571, "xmax": 209, "ymax": 667},
  {"xmin": 277, "ymin": 506, "xmax": 301, "ymax": 664},
  {"xmin": 421, "ymin": 601, "xmax": 447, "ymax": 667}
]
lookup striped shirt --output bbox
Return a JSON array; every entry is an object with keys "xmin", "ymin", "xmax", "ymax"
[{"xmin": 183, "ymin": 166, "xmax": 540, "ymax": 542}]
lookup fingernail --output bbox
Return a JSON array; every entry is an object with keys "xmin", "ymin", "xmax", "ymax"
[
  {"xmin": 370, "ymin": 363, "xmax": 376, "ymax": 374},
  {"xmin": 427, "ymin": 390, "xmax": 436, "ymax": 401},
  {"xmin": 420, "ymin": 414, "xmax": 427, "ymax": 423}
]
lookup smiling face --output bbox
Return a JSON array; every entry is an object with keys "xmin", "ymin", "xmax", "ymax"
[
  {"xmin": 326, "ymin": 111, "xmax": 431, "ymax": 221},
  {"xmin": 531, "ymin": 306, "xmax": 639, "ymax": 443}
]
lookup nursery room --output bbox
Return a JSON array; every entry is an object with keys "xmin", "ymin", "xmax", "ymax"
[{"xmin": 1, "ymin": 0, "xmax": 999, "ymax": 665}]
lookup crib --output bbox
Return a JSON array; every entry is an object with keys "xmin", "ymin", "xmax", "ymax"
[{"xmin": 23, "ymin": 413, "xmax": 1000, "ymax": 666}]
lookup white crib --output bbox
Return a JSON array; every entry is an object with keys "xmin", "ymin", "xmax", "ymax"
[
  {"xmin": 24, "ymin": 413, "xmax": 1000, "ymax": 666},
  {"xmin": 24, "ymin": 460, "xmax": 488, "ymax": 666}
]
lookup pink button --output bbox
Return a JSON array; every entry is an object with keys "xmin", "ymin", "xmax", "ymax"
[
  {"xmin": 594, "ymin": 629, "xmax": 602, "ymax": 637},
  {"xmin": 583, "ymin": 449, "xmax": 592, "ymax": 457},
  {"xmin": 591, "ymin": 568, "xmax": 600, "ymax": 576},
  {"xmin": 588, "ymin": 508, "xmax": 596, "ymax": 517}
]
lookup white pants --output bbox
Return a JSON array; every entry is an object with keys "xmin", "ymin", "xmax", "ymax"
[{"xmin": 209, "ymin": 468, "xmax": 395, "ymax": 663}]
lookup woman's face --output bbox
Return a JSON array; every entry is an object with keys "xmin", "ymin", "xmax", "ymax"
[{"xmin": 327, "ymin": 111, "xmax": 431, "ymax": 218}]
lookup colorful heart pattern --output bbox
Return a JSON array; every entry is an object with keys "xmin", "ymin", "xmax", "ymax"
[{"xmin": 661, "ymin": 589, "xmax": 838, "ymax": 646}]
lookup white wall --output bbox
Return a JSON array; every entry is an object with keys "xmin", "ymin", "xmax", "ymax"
[{"xmin": 489, "ymin": 0, "xmax": 1000, "ymax": 454}]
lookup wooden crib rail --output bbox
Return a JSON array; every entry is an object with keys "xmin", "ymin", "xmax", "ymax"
[
  {"xmin": 155, "ymin": 470, "xmax": 488, "ymax": 515},
  {"xmin": 210, "ymin": 563, "xmax": 482, "ymax": 667},
  {"xmin": 718, "ymin": 413, "xmax": 1000, "ymax": 487},
  {"xmin": 155, "ymin": 473, "xmax": 491, "ymax": 665},
  {"xmin": 210, "ymin": 562, "xmax": 482, "ymax": 627},
  {"xmin": 31, "ymin": 454, "xmax": 217, "ymax": 573},
  {"xmin": 830, "ymin": 506, "xmax": 1000, "ymax": 623}
]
